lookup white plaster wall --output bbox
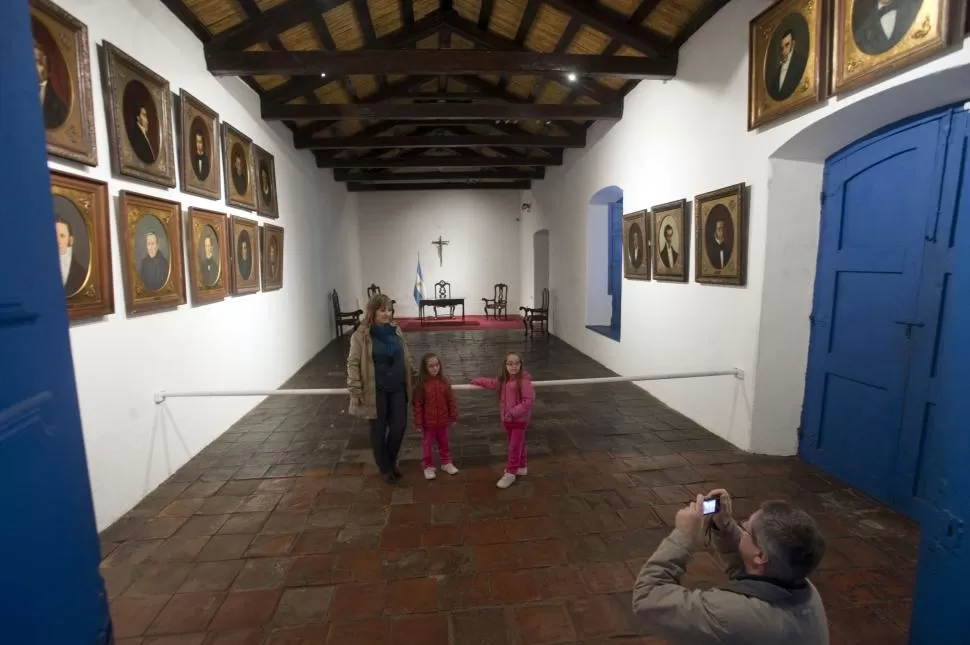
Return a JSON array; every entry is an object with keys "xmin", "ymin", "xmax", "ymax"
[
  {"xmin": 48, "ymin": 0, "xmax": 356, "ymax": 529},
  {"xmin": 356, "ymin": 189, "xmax": 521, "ymax": 317},
  {"xmin": 533, "ymin": 230, "xmax": 550, "ymax": 305},
  {"xmin": 529, "ymin": 0, "xmax": 970, "ymax": 453}
]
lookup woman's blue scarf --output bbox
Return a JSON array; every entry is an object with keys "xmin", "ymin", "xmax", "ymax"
[{"xmin": 371, "ymin": 323, "xmax": 398, "ymax": 359}]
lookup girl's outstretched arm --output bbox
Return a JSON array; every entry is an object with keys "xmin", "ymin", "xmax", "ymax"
[{"xmin": 470, "ymin": 377, "xmax": 499, "ymax": 389}]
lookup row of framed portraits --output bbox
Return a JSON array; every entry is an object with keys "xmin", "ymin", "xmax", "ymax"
[
  {"xmin": 748, "ymin": 0, "xmax": 965, "ymax": 129},
  {"xmin": 31, "ymin": 0, "xmax": 279, "ymax": 217},
  {"xmin": 53, "ymin": 170, "xmax": 285, "ymax": 323},
  {"xmin": 622, "ymin": 183, "xmax": 747, "ymax": 287}
]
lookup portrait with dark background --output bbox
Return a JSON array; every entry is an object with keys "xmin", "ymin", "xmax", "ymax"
[
  {"xmin": 122, "ymin": 78, "xmax": 160, "ymax": 165},
  {"xmin": 189, "ymin": 116, "xmax": 210, "ymax": 181},
  {"xmin": 627, "ymin": 222, "xmax": 644, "ymax": 270},
  {"xmin": 230, "ymin": 142, "xmax": 249, "ymax": 195},
  {"xmin": 237, "ymin": 229, "xmax": 253, "ymax": 281},
  {"xmin": 705, "ymin": 204, "xmax": 735, "ymax": 270},
  {"xmin": 53, "ymin": 194, "xmax": 90, "ymax": 297},
  {"xmin": 852, "ymin": 0, "xmax": 922, "ymax": 55},
  {"xmin": 764, "ymin": 11, "xmax": 811, "ymax": 102},
  {"xmin": 31, "ymin": 15, "xmax": 71, "ymax": 130},
  {"xmin": 134, "ymin": 213, "xmax": 170, "ymax": 291},
  {"xmin": 199, "ymin": 224, "xmax": 220, "ymax": 287}
]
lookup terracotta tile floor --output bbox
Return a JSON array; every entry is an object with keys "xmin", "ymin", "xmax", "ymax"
[{"xmin": 101, "ymin": 330, "xmax": 919, "ymax": 644}]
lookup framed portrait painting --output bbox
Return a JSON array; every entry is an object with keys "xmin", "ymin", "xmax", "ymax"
[
  {"xmin": 832, "ymin": 0, "xmax": 961, "ymax": 94},
  {"xmin": 229, "ymin": 215, "xmax": 259, "ymax": 295},
  {"xmin": 179, "ymin": 90, "xmax": 221, "ymax": 200},
  {"xmin": 254, "ymin": 144, "xmax": 279, "ymax": 218},
  {"xmin": 695, "ymin": 184, "xmax": 747, "ymax": 286},
  {"xmin": 652, "ymin": 199, "xmax": 689, "ymax": 283},
  {"xmin": 748, "ymin": 0, "xmax": 826, "ymax": 129},
  {"xmin": 622, "ymin": 210, "xmax": 650, "ymax": 281},
  {"xmin": 30, "ymin": 0, "xmax": 98, "ymax": 166},
  {"xmin": 100, "ymin": 42, "xmax": 176, "ymax": 187},
  {"xmin": 261, "ymin": 223, "xmax": 284, "ymax": 292},
  {"xmin": 118, "ymin": 191, "xmax": 185, "ymax": 314},
  {"xmin": 50, "ymin": 171, "xmax": 113, "ymax": 321},
  {"xmin": 222, "ymin": 123, "xmax": 256, "ymax": 211},
  {"xmin": 187, "ymin": 208, "xmax": 229, "ymax": 305}
]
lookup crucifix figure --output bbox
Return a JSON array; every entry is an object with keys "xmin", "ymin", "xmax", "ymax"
[{"xmin": 432, "ymin": 235, "xmax": 449, "ymax": 267}]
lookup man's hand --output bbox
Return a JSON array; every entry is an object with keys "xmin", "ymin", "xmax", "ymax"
[
  {"xmin": 674, "ymin": 494, "xmax": 705, "ymax": 546},
  {"xmin": 705, "ymin": 488, "xmax": 733, "ymax": 530}
]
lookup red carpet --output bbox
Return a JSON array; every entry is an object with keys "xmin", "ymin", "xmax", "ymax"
[{"xmin": 397, "ymin": 314, "xmax": 523, "ymax": 332}]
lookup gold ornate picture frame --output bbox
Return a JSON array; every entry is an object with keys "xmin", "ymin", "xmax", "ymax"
[
  {"xmin": 30, "ymin": 0, "xmax": 98, "ymax": 166},
  {"xmin": 179, "ymin": 90, "xmax": 221, "ymax": 200},
  {"xmin": 695, "ymin": 184, "xmax": 747, "ymax": 286},
  {"xmin": 50, "ymin": 171, "xmax": 113, "ymax": 321},
  {"xmin": 254, "ymin": 144, "xmax": 279, "ymax": 219},
  {"xmin": 100, "ymin": 42, "xmax": 176, "ymax": 187},
  {"xmin": 187, "ymin": 208, "xmax": 229, "ymax": 305},
  {"xmin": 832, "ymin": 0, "xmax": 959, "ymax": 94},
  {"xmin": 229, "ymin": 215, "xmax": 259, "ymax": 295},
  {"xmin": 118, "ymin": 191, "xmax": 185, "ymax": 315},
  {"xmin": 652, "ymin": 199, "xmax": 689, "ymax": 283},
  {"xmin": 261, "ymin": 223, "xmax": 284, "ymax": 292},
  {"xmin": 222, "ymin": 122, "xmax": 256, "ymax": 211},
  {"xmin": 749, "ymin": 0, "xmax": 827, "ymax": 129},
  {"xmin": 622, "ymin": 210, "xmax": 650, "ymax": 281}
]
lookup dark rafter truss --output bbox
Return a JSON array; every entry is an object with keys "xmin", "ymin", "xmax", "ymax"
[{"xmin": 161, "ymin": 0, "xmax": 732, "ymax": 191}]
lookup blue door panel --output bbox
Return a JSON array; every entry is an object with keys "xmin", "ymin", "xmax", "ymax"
[{"xmin": 608, "ymin": 201, "xmax": 623, "ymax": 333}]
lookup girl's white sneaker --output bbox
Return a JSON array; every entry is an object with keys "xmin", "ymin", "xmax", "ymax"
[
  {"xmin": 441, "ymin": 463, "xmax": 459, "ymax": 475},
  {"xmin": 516, "ymin": 468, "xmax": 528, "ymax": 476},
  {"xmin": 424, "ymin": 468, "xmax": 436, "ymax": 480},
  {"xmin": 496, "ymin": 473, "xmax": 517, "ymax": 489}
]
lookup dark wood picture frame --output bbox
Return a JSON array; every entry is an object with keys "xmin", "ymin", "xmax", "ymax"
[
  {"xmin": 30, "ymin": 0, "xmax": 98, "ymax": 166},
  {"xmin": 832, "ymin": 0, "xmax": 960, "ymax": 94},
  {"xmin": 118, "ymin": 191, "xmax": 185, "ymax": 314},
  {"xmin": 178, "ymin": 90, "xmax": 221, "ymax": 200},
  {"xmin": 50, "ymin": 171, "xmax": 113, "ymax": 321},
  {"xmin": 222, "ymin": 122, "xmax": 256, "ymax": 210},
  {"xmin": 622, "ymin": 209, "xmax": 650, "ymax": 281},
  {"xmin": 187, "ymin": 208, "xmax": 229, "ymax": 305},
  {"xmin": 254, "ymin": 144, "xmax": 279, "ymax": 218},
  {"xmin": 748, "ymin": 0, "xmax": 827, "ymax": 129},
  {"xmin": 652, "ymin": 199, "xmax": 689, "ymax": 283},
  {"xmin": 229, "ymin": 215, "xmax": 259, "ymax": 295},
  {"xmin": 695, "ymin": 184, "xmax": 747, "ymax": 286},
  {"xmin": 100, "ymin": 42, "xmax": 176, "ymax": 187},
  {"xmin": 261, "ymin": 223, "xmax": 284, "ymax": 292}
]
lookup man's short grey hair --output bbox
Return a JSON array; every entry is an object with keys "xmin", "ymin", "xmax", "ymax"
[{"xmin": 751, "ymin": 500, "xmax": 826, "ymax": 583}]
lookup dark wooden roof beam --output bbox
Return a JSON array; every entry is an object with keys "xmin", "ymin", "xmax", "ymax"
[
  {"xmin": 334, "ymin": 168, "xmax": 545, "ymax": 181},
  {"xmin": 297, "ymin": 133, "xmax": 585, "ymax": 150},
  {"xmin": 540, "ymin": 0, "xmax": 671, "ymax": 58},
  {"xmin": 315, "ymin": 151, "xmax": 563, "ymax": 168},
  {"xmin": 205, "ymin": 0, "xmax": 345, "ymax": 52},
  {"xmin": 348, "ymin": 180, "xmax": 531, "ymax": 191},
  {"xmin": 266, "ymin": 101, "xmax": 622, "ymax": 121}
]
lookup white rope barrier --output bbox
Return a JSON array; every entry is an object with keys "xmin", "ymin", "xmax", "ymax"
[{"xmin": 154, "ymin": 369, "xmax": 743, "ymax": 404}]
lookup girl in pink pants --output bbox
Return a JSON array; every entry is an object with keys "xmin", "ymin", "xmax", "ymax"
[{"xmin": 471, "ymin": 352, "xmax": 535, "ymax": 489}]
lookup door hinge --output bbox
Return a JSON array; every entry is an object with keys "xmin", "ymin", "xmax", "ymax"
[{"xmin": 942, "ymin": 511, "xmax": 964, "ymax": 553}]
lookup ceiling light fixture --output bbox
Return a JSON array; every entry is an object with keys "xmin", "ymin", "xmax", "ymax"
[
  {"xmin": 320, "ymin": 72, "xmax": 327, "ymax": 78},
  {"xmin": 566, "ymin": 72, "xmax": 578, "ymax": 83}
]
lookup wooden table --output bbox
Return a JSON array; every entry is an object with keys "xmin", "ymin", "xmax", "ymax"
[{"xmin": 418, "ymin": 298, "xmax": 466, "ymax": 326}]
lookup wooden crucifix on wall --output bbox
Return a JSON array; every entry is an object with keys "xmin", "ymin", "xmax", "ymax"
[{"xmin": 432, "ymin": 235, "xmax": 449, "ymax": 267}]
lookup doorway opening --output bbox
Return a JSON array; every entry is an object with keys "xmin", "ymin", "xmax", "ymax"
[{"xmin": 585, "ymin": 186, "xmax": 623, "ymax": 341}]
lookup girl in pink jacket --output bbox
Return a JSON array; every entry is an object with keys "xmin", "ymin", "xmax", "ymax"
[{"xmin": 471, "ymin": 352, "xmax": 535, "ymax": 489}]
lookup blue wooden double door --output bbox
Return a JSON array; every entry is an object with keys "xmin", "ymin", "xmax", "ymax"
[{"xmin": 802, "ymin": 105, "xmax": 969, "ymax": 528}]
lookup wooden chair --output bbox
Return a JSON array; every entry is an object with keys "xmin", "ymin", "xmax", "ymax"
[
  {"xmin": 366, "ymin": 283, "xmax": 395, "ymax": 317},
  {"xmin": 432, "ymin": 280, "xmax": 455, "ymax": 318},
  {"xmin": 482, "ymin": 283, "xmax": 509, "ymax": 320},
  {"xmin": 519, "ymin": 288, "xmax": 549, "ymax": 336},
  {"xmin": 331, "ymin": 290, "xmax": 362, "ymax": 338}
]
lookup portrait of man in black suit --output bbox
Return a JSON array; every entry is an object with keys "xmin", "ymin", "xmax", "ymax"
[
  {"xmin": 765, "ymin": 18, "xmax": 810, "ymax": 102},
  {"xmin": 200, "ymin": 230, "xmax": 219, "ymax": 287},
  {"xmin": 627, "ymin": 223, "xmax": 644, "ymax": 270},
  {"xmin": 231, "ymin": 144, "xmax": 249, "ymax": 196},
  {"xmin": 139, "ymin": 230, "xmax": 169, "ymax": 291},
  {"xmin": 34, "ymin": 38, "xmax": 69, "ymax": 130},
  {"xmin": 705, "ymin": 206, "xmax": 734, "ymax": 270},
  {"xmin": 55, "ymin": 217, "xmax": 87, "ymax": 296},
  {"xmin": 237, "ymin": 230, "xmax": 253, "ymax": 280},
  {"xmin": 190, "ymin": 117, "xmax": 210, "ymax": 182},
  {"xmin": 852, "ymin": 0, "xmax": 922, "ymax": 55},
  {"xmin": 267, "ymin": 238, "xmax": 279, "ymax": 280},
  {"xmin": 659, "ymin": 223, "xmax": 680, "ymax": 269},
  {"xmin": 123, "ymin": 80, "xmax": 159, "ymax": 165},
  {"xmin": 260, "ymin": 163, "xmax": 273, "ymax": 204}
]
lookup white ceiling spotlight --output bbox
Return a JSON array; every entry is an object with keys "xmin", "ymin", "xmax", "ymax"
[
  {"xmin": 566, "ymin": 72, "xmax": 578, "ymax": 83},
  {"xmin": 320, "ymin": 72, "xmax": 327, "ymax": 78}
]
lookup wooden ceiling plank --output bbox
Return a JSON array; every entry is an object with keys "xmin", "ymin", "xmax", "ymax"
[
  {"xmin": 271, "ymin": 101, "xmax": 621, "ymax": 121},
  {"xmin": 477, "ymin": 0, "xmax": 494, "ymax": 30},
  {"xmin": 334, "ymin": 168, "xmax": 544, "ymax": 180},
  {"xmin": 514, "ymin": 0, "xmax": 541, "ymax": 46},
  {"xmin": 348, "ymin": 180, "xmax": 532, "ymax": 191},
  {"xmin": 205, "ymin": 0, "xmax": 345, "ymax": 52},
  {"xmin": 353, "ymin": 0, "xmax": 378, "ymax": 43},
  {"xmin": 159, "ymin": 0, "xmax": 212, "ymax": 42},
  {"xmin": 540, "ymin": 0, "xmax": 669, "ymax": 58},
  {"xmin": 528, "ymin": 16, "xmax": 581, "ymax": 102},
  {"xmin": 672, "ymin": 0, "xmax": 733, "ymax": 48},
  {"xmin": 317, "ymin": 150, "xmax": 562, "ymax": 167},
  {"xmin": 296, "ymin": 133, "xmax": 586, "ymax": 149},
  {"xmin": 629, "ymin": 0, "xmax": 664, "ymax": 24}
]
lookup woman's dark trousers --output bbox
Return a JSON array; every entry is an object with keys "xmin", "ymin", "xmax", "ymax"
[{"xmin": 370, "ymin": 390, "xmax": 408, "ymax": 474}]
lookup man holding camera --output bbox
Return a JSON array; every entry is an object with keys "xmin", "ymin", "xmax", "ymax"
[{"xmin": 632, "ymin": 489, "xmax": 829, "ymax": 644}]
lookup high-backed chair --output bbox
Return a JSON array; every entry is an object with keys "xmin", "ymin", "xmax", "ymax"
[
  {"xmin": 432, "ymin": 280, "xmax": 455, "ymax": 318},
  {"xmin": 331, "ymin": 290, "xmax": 362, "ymax": 338},
  {"xmin": 519, "ymin": 288, "xmax": 549, "ymax": 336},
  {"xmin": 366, "ymin": 283, "xmax": 395, "ymax": 317},
  {"xmin": 482, "ymin": 283, "xmax": 508, "ymax": 320}
]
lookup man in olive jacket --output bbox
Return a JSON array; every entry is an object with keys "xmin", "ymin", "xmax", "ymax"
[{"xmin": 632, "ymin": 489, "xmax": 829, "ymax": 644}]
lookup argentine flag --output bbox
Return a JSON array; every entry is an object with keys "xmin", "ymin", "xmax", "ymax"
[{"xmin": 413, "ymin": 256, "xmax": 425, "ymax": 306}]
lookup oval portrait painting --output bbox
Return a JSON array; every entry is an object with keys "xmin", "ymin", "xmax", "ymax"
[
  {"xmin": 627, "ymin": 222, "xmax": 644, "ymax": 270},
  {"xmin": 189, "ymin": 116, "xmax": 211, "ymax": 182},
  {"xmin": 267, "ymin": 237, "xmax": 280, "ymax": 279},
  {"xmin": 237, "ymin": 229, "xmax": 253, "ymax": 280},
  {"xmin": 134, "ymin": 213, "xmax": 170, "ymax": 292},
  {"xmin": 705, "ymin": 204, "xmax": 735, "ymax": 270},
  {"xmin": 199, "ymin": 224, "xmax": 220, "ymax": 287},
  {"xmin": 657, "ymin": 214, "xmax": 681, "ymax": 269},
  {"xmin": 53, "ymin": 195, "xmax": 90, "ymax": 297},
  {"xmin": 32, "ymin": 16, "xmax": 72, "ymax": 131},
  {"xmin": 122, "ymin": 79, "xmax": 161, "ymax": 165},
  {"xmin": 259, "ymin": 160, "xmax": 274, "ymax": 204},
  {"xmin": 763, "ymin": 12, "xmax": 811, "ymax": 103},
  {"xmin": 230, "ymin": 143, "xmax": 249, "ymax": 195},
  {"xmin": 851, "ymin": 0, "xmax": 922, "ymax": 56}
]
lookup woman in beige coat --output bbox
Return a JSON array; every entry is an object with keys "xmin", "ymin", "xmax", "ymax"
[{"xmin": 347, "ymin": 294, "xmax": 415, "ymax": 484}]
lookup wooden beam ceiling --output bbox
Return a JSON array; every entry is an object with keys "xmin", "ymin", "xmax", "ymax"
[
  {"xmin": 315, "ymin": 150, "xmax": 563, "ymax": 168},
  {"xmin": 334, "ymin": 168, "xmax": 545, "ymax": 181},
  {"xmin": 295, "ymin": 133, "xmax": 586, "ymax": 150},
  {"xmin": 205, "ymin": 0, "xmax": 345, "ymax": 53},
  {"xmin": 347, "ymin": 181, "xmax": 531, "ymax": 192},
  {"xmin": 541, "ymin": 0, "xmax": 670, "ymax": 58},
  {"xmin": 264, "ymin": 101, "xmax": 622, "ymax": 121}
]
